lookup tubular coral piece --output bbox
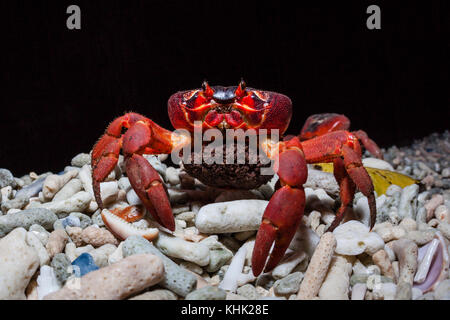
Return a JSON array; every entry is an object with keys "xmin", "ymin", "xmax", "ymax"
[
  {"xmin": 219, "ymin": 241, "xmax": 254, "ymax": 293},
  {"xmin": 392, "ymin": 239, "xmax": 418, "ymax": 285},
  {"xmin": 297, "ymin": 232, "xmax": 336, "ymax": 300},
  {"xmin": 42, "ymin": 170, "xmax": 78, "ymax": 200},
  {"xmin": 154, "ymin": 232, "xmax": 210, "ymax": 266},
  {"xmin": 42, "ymin": 191, "xmax": 92, "ymax": 215},
  {"xmin": 372, "ymin": 249, "xmax": 396, "ymax": 281},
  {"xmin": 318, "ymin": 254, "xmax": 353, "ymax": 300}
]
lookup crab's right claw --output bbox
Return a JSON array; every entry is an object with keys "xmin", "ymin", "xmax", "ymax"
[
  {"xmin": 252, "ymin": 139, "xmax": 308, "ymax": 276},
  {"xmin": 252, "ymin": 186, "xmax": 306, "ymax": 276}
]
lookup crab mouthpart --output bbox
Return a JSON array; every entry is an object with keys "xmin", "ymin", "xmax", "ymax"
[{"xmin": 204, "ymin": 108, "xmax": 244, "ymax": 129}]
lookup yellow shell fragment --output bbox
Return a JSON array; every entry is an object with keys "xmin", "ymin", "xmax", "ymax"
[{"xmin": 312, "ymin": 163, "xmax": 419, "ymax": 196}]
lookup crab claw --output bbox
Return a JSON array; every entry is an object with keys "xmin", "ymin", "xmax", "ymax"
[
  {"xmin": 125, "ymin": 154, "xmax": 175, "ymax": 231},
  {"xmin": 252, "ymin": 185, "xmax": 306, "ymax": 276}
]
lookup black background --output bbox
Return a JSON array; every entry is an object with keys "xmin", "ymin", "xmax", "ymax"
[{"xmin": 1, "ymin": 1, "xmax": 449, "ymax": 177}]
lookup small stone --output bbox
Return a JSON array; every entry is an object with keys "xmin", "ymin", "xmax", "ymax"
[
  {"xmin": 130, "ymin": 289, "xmax": 177, "ymax": 300},
  {"xmin": 200, "ymin": 236, "xmax": 233, "ymax": 273},
  {"xmin": 366, "ymin": 274, "xmax": 394, "ymax": 290},
  {"xmin": 425, "ymin": 194, "xmax": 444, "ymax": 221},
  {"xmin": 394, "ymin": 281, "xmax": 412, "ymax": 300},
  {"xmin": 46, "ymin": 229, "xmax": 69, "ymax": 259},
  {"xmin": 1, "ymin": 194, "xmax": 30, "ymax": 214},
  {"xmin": 71, "ymin": 253, "xmax": 100, "ymax": 277},
  {"xmin": 154, "ymin": 232, "xmax": 210, "ymax": 266},
  {"xmin": 26, "ymin": 231, "xmax": 50, "ymax": 266},
  {"xmin": 0, "ymin": 228, "xmax": 40, "ymax": 299},
  {"xmin": 53, "ymin": 219, "xmax": 64, "ymax": 230},
  {"xmin": 41, "ymin": 191, "xmax": 92, "ymax": 216},
  {"xmin": 196, "ymin": 200, "xmax": 269, "ymax": 233},
  {"xmin": 399, "ymin": 218, "xmax": 417, "ymax": 232},
  {"xmin": 273, "ymin": 272, "xmax": 304, "ymax": 296},
  {"xmin": 226, "ymin": 292, "xmax": 247, "ymax": 300},
  {"xmin": 71, "ymin": 153, "xmax": 91, "ymax": 168},
  {"xmin": 350, "ymin": 274, "xmax": 369, "ymax": 286},
  {"xmin": 62, "ymin": 216, "xmax": 81, "ymax": 228},
  {"xmin": 64, "ymin": 242, "xmax": 77, "ymax": 262},
  {"xmin": 66, "ymin": 226, "xmax": 83, "ymax": 246},
  {"xmin": 236, "ymin": 284, "xmax": 258, "ymax": 300},
  {"xmin": 81, "ymin": 226, "xmax": 119, "ymax": 247},
  {"xmin": 165, "ymin": 167, "xmax": 181, "ymax": 185},
  {"xmin": 434, "ymin": 205, "xmax": 450, "ymax": 223},
  {"xmin": 90, "ymin": 244, "xmax": 117, "ymax": 268},
  {"xmin": 91, "ymin": 210, "xmax": 105, "ymax": 227},
  {"xmin": 29, "ymin": 224, "xmax": 50, "ymax": 246},
  {"xmin": 51, "ymin": 253, "xmax": 72, "ymax": 285},
  {"xmin": 398, "ymin": 184, "xmax": 419, "ymax": 220},
  {"xmin": 434, "ymin": 279, "xmax": 450, "ymax": 300},
  {"xmin": 0, "ymin": 168, "xmax": 17, "ymax": 188},
  {"xmin": 0, "ymin": 208, "xmax": 58, "ymax": 237},
  {"xmin": 45, "ymin": 254, "xmax": 164, "ymax": 300},
  {"xmin": 69, "ymin": 212, "xmax": 92, "ymax": 229},
  {"xmin": 404, "ymin": 230, "xmax": 436, "ymax": 245},
  {"xmin": 333, "ymin": 220, "xmax": 384, "ymax": 256},
  {"xmin": 372, "ymin": 282, "xmax": 397, "ymax": 300},
  {"xmin": 415, "ymin": 292, "xmax": 435, "ymax": 300},
  {"xmin": 122, "ymin": 235, "xmax": 197, "ymax": 297},
  {"xmin": 185, "ymin": 285, "xmax": 226, "ymax": 300}
]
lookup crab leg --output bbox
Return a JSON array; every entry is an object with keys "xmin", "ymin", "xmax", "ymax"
[
  {"xmin": 302, "ymin": 130, "xmax": 377, "ymax": 230},
  {"xmin": 353, "ymin": 130, "xmax": 384, "ymax": 159},
  {"xmin": 327, "ymin": 157, "xmax": 356, "ymax": 231},
  {"xmin": 91, "ymin": 112, "xmax": 188, "ymax": 231},
  {"xmin": 252, "ymin": 137, "xmax": 307, "ymax": 276},
  {"xmin": 300, "ymin": 113, "xmax": 383, "ymax": 159}
]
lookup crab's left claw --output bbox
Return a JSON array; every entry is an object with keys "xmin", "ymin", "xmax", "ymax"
[{"xmin": 252, "ymin": 138, "xmax": 307, "ymax": 276}]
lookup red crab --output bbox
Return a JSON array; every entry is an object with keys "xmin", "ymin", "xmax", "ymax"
[{"xmin": 91, "ymin": 80, "xmax": 381, "ymax": 277}]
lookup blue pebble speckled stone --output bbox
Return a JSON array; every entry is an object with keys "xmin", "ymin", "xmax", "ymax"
[
  {"xmin": 62, "ymin": 216, "xmax": 81, "ymax": 228},
  {"xmin": 71, "ymin": 253, "xmax": 99, "ymax": 277}
]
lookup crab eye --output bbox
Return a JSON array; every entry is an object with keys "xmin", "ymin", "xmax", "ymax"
[
  {"xmin": 235, "ymin": 79, "xmax": 247, "ymax": 97},
  {"xmin": 239, "ymin": 79, "xmax": 246, "ymax": 91},
  {"xmin": 201, "ymin": 80, "xmax": 214, "ymax": 97}
]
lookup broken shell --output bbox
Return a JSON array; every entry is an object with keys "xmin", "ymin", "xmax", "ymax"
[
  {"xmin": 413, "ymin": 231, "xmax": 449, "ymax": 293},
  {"xmin": 101, "ymin": 209, "xmax": 158, "ymax": 241},
  {"xmin": 110, "ymin": 205, "xmax": 146, "ymax": 223},
  {"xmin": 414, "ymin": 239, "xmax": 439, "ymax": 284}
]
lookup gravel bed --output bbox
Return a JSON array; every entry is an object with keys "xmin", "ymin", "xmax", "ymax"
[{"xmin": 0, "ymin": 131, "xmax": 449, "ymax": 300}]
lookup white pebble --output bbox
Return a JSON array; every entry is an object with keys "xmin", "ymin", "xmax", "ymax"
[
  {"xmin": 333, "ymin": 220, "xmax": 384, "ymax": 256},
  {"xmin": 99, "ymin": 181, "xmax": 119, "ymax": 205},
  {"xmin": 126, "ymin": 189, "xmax": 142, "ymax": 206},
  {"xmin": 196, "ymin": 200, "xmax": 268, "ymax": 233},
  {"xmin": 154, "ymin": 232, "xmax": 210, "ymax": 266}
]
